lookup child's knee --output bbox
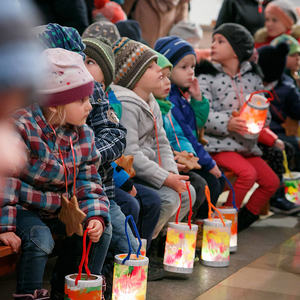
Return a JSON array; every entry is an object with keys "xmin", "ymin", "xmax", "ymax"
[
  {"xmin": 238, "ymin": 166, "xmax": 257, "ymax": 187},
  {"xmin": 25, "ymin": 225, "xmax": 54, "ymax": 255}
]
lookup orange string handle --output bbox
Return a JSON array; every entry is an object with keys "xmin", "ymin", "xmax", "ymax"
[
  {"xmin": 247, "ymin": 90, "xmax": 274, "ymax": 104},
  {"xmin": 75, "ymin": 228, "xmax": 92, "ymax": 285},
  {"xmin": 150, "ymin": 109, "xmax": 162, "ymax": 167},
  {"xmin": 175, "ymin": 182, "xmax": 193, "ymax": 229},
  {"xmin": 205, "ymin": 185, "xmax": 225, "ymax": 227},
  {"xmin": 168, "ymin": 114, "xmax": 182, "ymax": 152}
]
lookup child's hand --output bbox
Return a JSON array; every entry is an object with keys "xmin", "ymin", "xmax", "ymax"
[
  {"xmin": 128, "ymin": 185, "xmax": 137, "ymax": 197},
  {"xmin": 87, "ymin": 219, "xmax": 104, "ymax": 243},
  {"xmin": 228, "ymin": 116, "xmax": 248, "ymax": 135},
  {"xmin": 274, "ymin": 139, "xmax": 285, "ymax": 151},
  {"xmin": 164, "ymin": 173, "xmax": 189, "ymax": 193},
  {"xmin": 209, "ymin": 165, "xmax": 222, "ymax": 178},
  {"xmin": 176, "ymin": 163, "xmax": 190, "ymax": 173},
  {"xmin": 189, "ymin": 78, "xmax": 202, "ymax": 101},
  {"xmin": 0, "ymin": 232, "xmax": 21, "ymax": 253}
]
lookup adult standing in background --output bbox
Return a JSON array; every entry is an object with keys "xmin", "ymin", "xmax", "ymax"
[
  {"xmin": 122, "ymin": 0, "xmax": 190, "ymax": 47},
  {"xmin": 215, "ymin": 0, "xmax": 273, "ymax": 35}
]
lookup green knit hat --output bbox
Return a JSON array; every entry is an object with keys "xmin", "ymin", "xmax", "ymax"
[
  {"xmin": 83, "ymin": 37, "xmax": 115, "ymax": 88},
  {"xmin": 156, "ymin": 52, "xmax": 173, "ymax": 70},
  {"xmin": 112, "ymin": 37, "xmax": 158, "ymax": 89},
  {"xmin": 271, "ymin": 34, "xmax": 300, "ymax": 55}
]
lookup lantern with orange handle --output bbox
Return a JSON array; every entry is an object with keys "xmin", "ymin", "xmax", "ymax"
[
  {"xmin": 201, "ymin": 186, "xmax": 232, "ymax": 267},
  {"xmin": 239, "ymin": 90, "xmax": 274, "ymax": 139},
  {"xmin": 163, "ymin": 182, "xmax": 198, "ymax": 274}
]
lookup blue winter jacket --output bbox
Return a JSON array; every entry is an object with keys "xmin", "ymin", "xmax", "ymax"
[
  {"xmin": 270, "ymin": 74, "xmax": 300, "ymax": 134},
  {"xmin": 169, "ymin": 85, "xmax": 216, "ymax": 170}
]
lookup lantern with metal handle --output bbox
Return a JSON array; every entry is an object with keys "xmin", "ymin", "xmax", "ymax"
[
  {"xmin": 163, "ymin": 182, "xmax": 198, "ymax": 274},
  {"xmin": 112, "ymin": 215, "xmax": 148, "ymax": 300},
  {"xmin": 201, "ymin": 186, "xmax": 232, "ymax": 267},
  {"xmin": 239, "ymin": 90, "xmax": 273, "ymax": 139},
  {"xmin": 64, "ymin": 229, "xmax": 103, "ymax": 299}
]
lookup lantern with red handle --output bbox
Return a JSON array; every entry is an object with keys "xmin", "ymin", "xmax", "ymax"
[{"xmin": 239, "ymin": 90, "xmax": 273, "ymax": 139}]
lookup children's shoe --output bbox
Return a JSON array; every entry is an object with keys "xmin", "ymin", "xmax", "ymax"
[
  {"xmin": 13, "ymin": 289, "xmax": 50, "ymax": 300},
  {"xmin": 238, "ymin": 206, "xmax": 259, "ymax": 232},
  {"xmin": 270, "ymin": 197, "xmax": 300, "ymax": 215},
  {"xmin": 148, "ymin": 259, "xmax": 165, "ymax": 281}
]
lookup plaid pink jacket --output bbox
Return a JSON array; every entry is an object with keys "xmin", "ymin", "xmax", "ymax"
[{"xmin": 0, "ymin": 104, "xmax": 110, "ymax": 233}]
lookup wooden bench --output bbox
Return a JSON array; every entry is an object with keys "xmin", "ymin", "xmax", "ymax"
[{"xmin": 0, "ymin": 245, "xmax": 17, "ymax": 276}]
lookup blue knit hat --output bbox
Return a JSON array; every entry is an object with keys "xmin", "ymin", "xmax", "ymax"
[{"xmin": 154, "ymin": 36, "xmax": 196, "ymax": 67}]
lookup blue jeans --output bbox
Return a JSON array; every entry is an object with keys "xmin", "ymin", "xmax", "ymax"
[
  {"xmin": 114, "ymin": 183, "xmax": 161, "ymax": 248},
  {"xmin": 15, "ymin": 207, "xmax": 112, "ymax": 294}
]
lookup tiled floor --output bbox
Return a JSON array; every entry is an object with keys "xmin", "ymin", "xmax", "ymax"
[{"xmin": 1, "ymin": 215, "xmax": 300, "ymax": 300}]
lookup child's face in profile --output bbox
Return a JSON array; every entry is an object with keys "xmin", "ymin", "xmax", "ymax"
[
  {"xmin": 171, "ymin": 54, "xmax": 195, "ymax": 88},
  {"xmin": 265, "ymin": 12, "xmax": 288, "ymax": 37},
  {"xmin": 64, "ymin": 96, "xmax": 92, "ymax": 126},
  {"xmin": 152, "ymin": 67, "xmax": 171, "ymax": 99},
  {"xmin": 287, "ymin": 53, "xmax": 300, "ymax": 72},
  {"xmin": 85, "ymin": 56, "xmax": 105, "ymax": 89},
  {"xmin": 211, "ymin": 33, "xmax": 236, "ymax": 64},
  {"xmin": 135, "ymin": 60, "xmax": 163, "ymax": 93}
]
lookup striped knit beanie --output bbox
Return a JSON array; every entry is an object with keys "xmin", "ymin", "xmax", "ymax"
[
  {"xmin": 154, "ymin": 36, "xmax": 196, "ymax": 67},
  {"xmin": 112, "ymin": 37, "xmax": 158, "ymax": 89},
  {"xmin": 83, "ymin": 37, "xmax": 115, "ymax": 88}
]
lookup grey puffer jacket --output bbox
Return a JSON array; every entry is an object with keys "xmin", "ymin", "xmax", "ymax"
[
  {"xmin": 111, "ymin": 84, "xmax": 178, "ymax": 189},
  {"xmin": 197, "ymin": 60, "xmax": 265, "ymax": 156}
]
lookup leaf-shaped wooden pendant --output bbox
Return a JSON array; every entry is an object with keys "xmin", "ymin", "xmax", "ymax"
[{"xmin": 59, "ymin": 195, "xmax": 86, "ymax": 237}]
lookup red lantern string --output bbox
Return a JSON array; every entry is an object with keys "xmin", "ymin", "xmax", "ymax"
[
  {"xmin": 168, "ymin": 114, "xmax": 182, "ymax": 151},
  {"xmin": 205, "ymin": 185, "xmax": 225, "ymax": 227},
  {"xmin": 75, "ymin": 228, "xmax": 92, "ymax": 285},
  {"xmin": 175, "ymin": 182, "xmax": 193, "ymax": 229}
]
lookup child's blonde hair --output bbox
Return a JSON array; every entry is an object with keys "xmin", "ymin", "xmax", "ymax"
[{"xmin": 45, "ymin": 105, "xmax": 67, "ymax": 126}]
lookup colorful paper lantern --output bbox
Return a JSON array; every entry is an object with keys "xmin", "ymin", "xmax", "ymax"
[
  {"xmin": 239, "ymin": 90, "xmax": 273, "ymax": 139},
  {"xmin": 64, "ymin": 229, "xmax": 103, "ymax": 299},
  {"xmin": 112, "ymin": 215, "xmax": 148, "ymax": 300},
  {"xmin": 65, "ymin": 274, "xmax": 102, "ymax": 300},
  {"xmin": 163, "ymin": 222, "xmax": 198, "ymax": 273},
  {"xmin": 163, "ymin": 182, "xmax": 198, "ymax": 274},
  {"xmin": 214, "ymin": 207, "xmax": 238, "ymax": 252},
  {"xmin": 201, "ymin": 218, "xmax": 232, "ymax": 267},
  {"xmin": 283, "ymin": 172, "xmax": 300, "ymax": 204}
]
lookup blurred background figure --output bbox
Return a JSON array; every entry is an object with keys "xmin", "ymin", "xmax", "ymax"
[{"xmin": 0, "ymin": 0, "xmax": 43, "ymax": 177}]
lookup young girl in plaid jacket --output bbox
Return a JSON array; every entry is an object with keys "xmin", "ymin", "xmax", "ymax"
[{"xmin": 0, "ymin": 48, "xmax": 111, "ymax": 300}]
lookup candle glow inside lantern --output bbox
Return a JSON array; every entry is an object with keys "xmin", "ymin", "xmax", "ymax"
[
  {"xmin": 112, "ymin": 215, "xmax": 148, "ymax": 300},
  {"xmin": 201, "ymin": 186, "xmax": 232, "ymax": 267},
  {"xmin": 239, "ymin": 90, "xmax": 273, "ymax": 139},
  {"xmin": 163, "ymin": 183, "xmax": 198, "ymax": 274},
  {"xmin": 214, "ymin": 207, "xmax": 238, "ymax": 252}
]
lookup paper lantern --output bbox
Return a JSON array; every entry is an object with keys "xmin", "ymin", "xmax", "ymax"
[
  {"xmin": 201, "ymin": 218, "xmax": 232, "ymax": 267},
  {"xmin": 64, "ymin": 229, "xmax": 102, "ymax": 299},
  {"xmin": 283, "ymin": 172, "xmax": 300, "ymax": 204},
  {"xmin": 214, "ymin": 207, "xmax": 238, "ymax": 252},
  {"xmin": 239, "ymin": 90, "xmax": 273, "ymax": 139},
  {"xmin": 112, "ymin": 215, "xmax": 148, "ymax": 300},
  {"xmin": 65, "ymin": 274, "xmax": 102, "ymax": 300},
  {"xmin": 163, "ymin": 183, "xmax": 198, "ymax": 274},
  {"xmin": 163, "ymin": 222, "xmax": 198, "ymax": 273}
]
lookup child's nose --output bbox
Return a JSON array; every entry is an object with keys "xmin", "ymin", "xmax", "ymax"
[{"xmin": 86, "ymin": 99, "xmax": 92, "ymax": 112}]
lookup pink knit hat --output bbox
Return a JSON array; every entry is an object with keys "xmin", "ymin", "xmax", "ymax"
[{"xmin": 39, "ymin": 48, "xmax": 94, "ymax": 107}]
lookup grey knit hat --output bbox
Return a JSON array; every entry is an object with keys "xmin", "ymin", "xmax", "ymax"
[
  {"xmin": 169, "ymin": 21, "xmax": 203, "ymax": 41},
  {"xmin": 213, "ymin": 23, "xmax": 254, "ymax": 62},
  {"xmin": 82, "ymin": 20, "xmax": 121, "ymax": 45},
  {"xmin": 112, "ymin": 37, "xmax": 158, "ymax": 89},
  {"xmin": 83, "ymin": 37, "xmax": 115, "ymax": 88}
]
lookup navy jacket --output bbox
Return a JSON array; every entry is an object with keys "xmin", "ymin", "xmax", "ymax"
[
  {"xmin": 270, "ymin": 74, "xmax": 300, "ymax": 134},
  {"xmin": 169, "ymin": 85, "xmax": 216, "ymax": 171}
]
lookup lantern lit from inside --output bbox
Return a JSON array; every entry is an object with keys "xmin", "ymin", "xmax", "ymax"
[
  {"xmin": 239, "ymin": 91, "xmax": 273, "ymax": 139},
  {"xmin": 65, "ymin": 274, "xmax": 102, "ymax": 300},
  {"xmin": 163, "ymin": 222, "xmax": 198, "ymax": 273},
  {"xmin": 214, "ymin": 207, "xmax": 238, "ymax": 252},
  {"xmin": 112, "ymin": 254, "xmax": 148, "ymax": 300},
  {"xmin": 283, "ymin": 172, "xmax": 300, "ymax": 204},
  {"xmin": 201, "ymin": 219, "xmax": 232, "ymax": 267}
]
